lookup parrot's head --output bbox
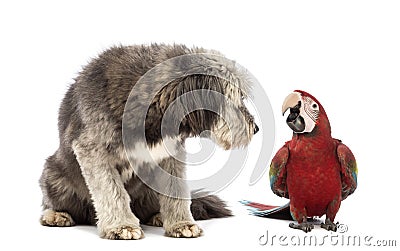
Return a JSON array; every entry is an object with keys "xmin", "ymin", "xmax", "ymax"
[{"xmin": 282, "ymin": 90, "xmax": 330, "ymax": 135}]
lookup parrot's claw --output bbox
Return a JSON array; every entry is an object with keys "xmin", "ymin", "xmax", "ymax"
[
  {"xmin": 289, "ymin": 222, "xmax": 314, "ymax": 233},
  {"xmin": 320, "ymin": 219, "xmax": 337, "ymax": 232}
]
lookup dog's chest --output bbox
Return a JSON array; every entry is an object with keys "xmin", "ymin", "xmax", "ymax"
[{"xmin": 127, "ymin": 136, "xmax": 180, "ymax": 165}]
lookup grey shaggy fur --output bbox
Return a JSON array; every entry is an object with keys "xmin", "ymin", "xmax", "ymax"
[{"xmin": 39, "ymin": 44, "xmax": 257, "ymax": 239}]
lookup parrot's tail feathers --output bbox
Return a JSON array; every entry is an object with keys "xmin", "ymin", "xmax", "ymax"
[
  {"xmin": 239, "ymin": 200, "xmax": 278, "ymax": 211},
  {"xmin": 240, "ymin": 201, "xmax": 292, "ymax": 220}
]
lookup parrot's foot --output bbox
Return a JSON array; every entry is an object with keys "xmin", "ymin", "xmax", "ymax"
[
  {"xmin": 321, "ymin": 219, "xmax": 337, "ymax": 232},
  {"xmin": 289, "ymin": 222, "xmax": 314, "ymax": 233}
]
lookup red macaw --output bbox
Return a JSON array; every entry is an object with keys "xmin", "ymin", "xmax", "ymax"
[{"xmin": 242, "ymin": 90, "xmax": 357, "ymax": 232}]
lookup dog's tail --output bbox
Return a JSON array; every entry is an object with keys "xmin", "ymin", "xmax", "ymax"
[{"xmin": 190, "ymin": 191, "xmax": 232, "ymax": 220}]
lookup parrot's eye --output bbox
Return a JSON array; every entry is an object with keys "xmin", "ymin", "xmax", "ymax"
[{"xmin": 312, "ymin": 103, "xmax": 318, "ymax": 109}]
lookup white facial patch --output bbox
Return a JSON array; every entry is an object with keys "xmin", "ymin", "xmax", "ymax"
[
  {"xmin": 299, "ymin": 96, "xmax": 320, "ymax": 133},
  {"xmin": 128, "ymin": 136, "xmax": 180, "ymax": 164}
]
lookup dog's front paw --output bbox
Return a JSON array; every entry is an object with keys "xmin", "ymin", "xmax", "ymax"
[
  {"xmin": 103, "ymin": 226, "xmax": 144, "ymax": 240},
  {"xmin": 165, "ymin": 221, "xmax": 203, "ymax": 238}
]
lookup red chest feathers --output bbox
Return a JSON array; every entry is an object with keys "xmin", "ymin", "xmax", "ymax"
[{"xmin": 286, "ymin": 138, "xmax": 342, "ymax": 216}]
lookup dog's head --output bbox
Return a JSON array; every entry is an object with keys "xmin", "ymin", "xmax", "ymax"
[{"xmin": 148, "ymin": 70, "xmax": 258, "ymax": 150}]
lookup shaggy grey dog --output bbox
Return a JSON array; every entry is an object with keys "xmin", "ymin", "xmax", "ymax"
[{"xmin": 39, "ymin": 44, "xmax": 258, "ymax": 239}]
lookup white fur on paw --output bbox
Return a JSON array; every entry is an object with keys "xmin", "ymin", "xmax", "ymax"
[
  {"xmin": 166, "ymin": 221, "xmax": 203, "ymax": 238},
  {"xmin": 104, "ymin": 226, "xmax": 144, "ymax": 240},
  {"xmin": 147, "ymin": 213, "xmax": 163, "ymax": 227},
  {"xmin": 40, "ymin": 209, "xmax": 75, "ymax": 227}
]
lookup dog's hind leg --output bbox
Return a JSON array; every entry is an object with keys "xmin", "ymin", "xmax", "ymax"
[
  {"xmin": 40, "ymin": 150, "xmax": 96, "ymax": 226},
  {"xmin": 40, "ymin": 209, "xmax": 75, "ymax": 227},
  {"xmin": 146, "ymin": 213, "xmax": 163, "ymax": 227}
]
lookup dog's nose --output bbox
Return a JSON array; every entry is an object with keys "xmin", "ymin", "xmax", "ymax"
[{"xmin": 254, "ymin": 123, "xmax": 259, "ymax": 134}]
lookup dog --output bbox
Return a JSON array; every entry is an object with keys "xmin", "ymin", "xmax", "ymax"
[{"xmin": 39, "ymin": 44, "xmax": 258, "ymax": 239}]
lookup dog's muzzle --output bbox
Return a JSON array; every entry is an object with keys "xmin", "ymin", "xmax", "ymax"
[{"xmin": 254, "ymin": 123, "xmax": 259, "ymax": 135}]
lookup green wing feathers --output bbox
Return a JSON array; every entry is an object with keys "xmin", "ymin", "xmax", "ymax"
[
  {"xmin": 269, "ymin": 146, "xmax": 289, "ymax": 199},
  {"xmin": 337, "ymin": 143, "xmax": 358, "ymax": 200}
]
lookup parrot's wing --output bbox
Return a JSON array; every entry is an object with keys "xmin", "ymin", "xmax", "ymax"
[
  {"xmin": 337, "ymin": 142, "xmax": 358, "ymax": 200},
  {"xmin": 269, "ymin": 145, "xmax": 289, "ymax": 199}
]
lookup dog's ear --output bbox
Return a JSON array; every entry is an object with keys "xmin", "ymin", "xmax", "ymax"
[
  {"xmin": 172, "ymin": 75, "xmax": 226, "ymax": 136},
  {"xmin": 145, "ymin": 75, "xmax": 224, "ymax": 141}
]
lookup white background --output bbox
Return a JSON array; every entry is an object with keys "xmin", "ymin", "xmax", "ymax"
[{"xmin": 1, "ymin": 0, "xmax": 399, "ymax": 250}]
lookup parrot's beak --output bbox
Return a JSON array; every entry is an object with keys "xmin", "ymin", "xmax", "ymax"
[
  {"xmin": 282, "ymin": 92, "xmax": 301, "ymax": 115},
  {"xmin": 282, "ymin": 92, "xmax": 306, "ymax": 133}
]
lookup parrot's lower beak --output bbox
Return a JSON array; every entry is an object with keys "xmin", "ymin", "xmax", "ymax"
[
  {"xmin": 286, "ymin": 111, "xmax": 305, "ymax": 133},
  {"xmin": 282, "ymin": 92, "xmax": 305, "ymax": 133}
]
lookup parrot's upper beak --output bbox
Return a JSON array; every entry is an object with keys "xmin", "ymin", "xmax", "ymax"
[
  {"xmin": 282, "ymin": 92, "xmax": 302, "ymax": 115},
  {"xmin": 282, "ymin": 92, "xmax": 305, "ymax": 133}
]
